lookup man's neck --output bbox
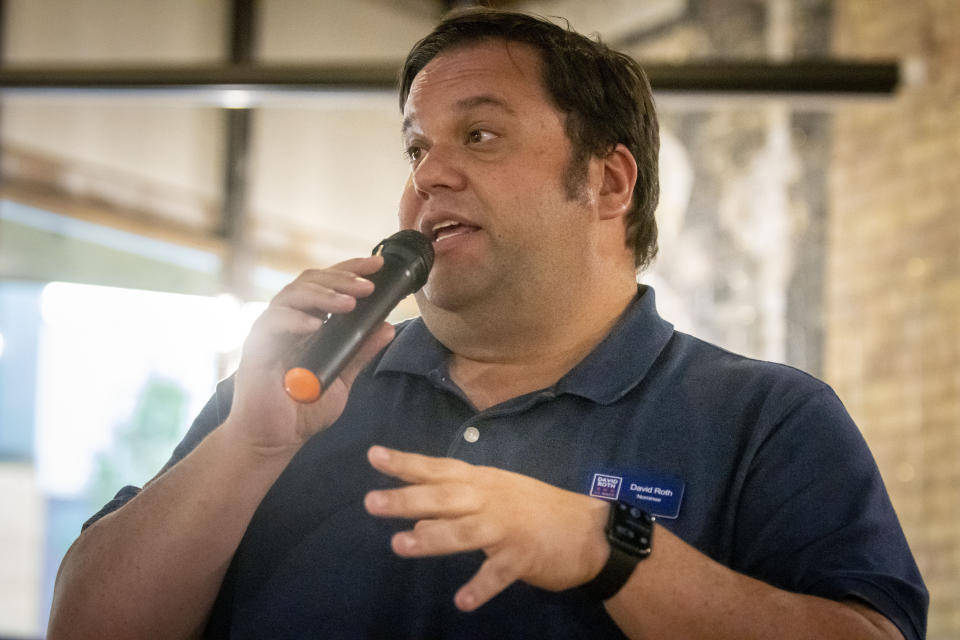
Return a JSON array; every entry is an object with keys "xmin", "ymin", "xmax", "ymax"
[{"xmin": 427, "ymin": 276, "xmax": 638, "ymax": 411}]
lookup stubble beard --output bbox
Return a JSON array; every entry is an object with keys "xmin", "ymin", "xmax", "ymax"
[{"xmin": 562, "ymin": 146, "xmax": 591, "ymax": 206}]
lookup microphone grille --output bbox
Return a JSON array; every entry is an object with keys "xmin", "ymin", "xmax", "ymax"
[{"xmin": 374, "ymin": 230, "xmax": 435, "ymax": 290}]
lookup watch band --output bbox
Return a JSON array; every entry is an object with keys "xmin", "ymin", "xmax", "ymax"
[
  {"xmin": 580, "ymin": 542, "xmax": 642, "ymax": 601},
  {"xmin": 580, "ymin": 501, "xmax": 654, "ymax": 601}
]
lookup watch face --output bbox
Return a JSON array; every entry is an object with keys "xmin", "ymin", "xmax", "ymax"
[{"xmin": 609, "ymin": 502, "xmax": 654, "ymax": 557}]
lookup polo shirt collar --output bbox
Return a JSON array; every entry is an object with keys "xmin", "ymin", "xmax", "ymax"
[{"xmin": 375, "ymin": 285, "xmax": 675, "ymax": 405}]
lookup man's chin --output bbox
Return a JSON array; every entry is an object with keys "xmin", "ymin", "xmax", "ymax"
[
  {"xmin": 414, "ymin": 280, "xmax": 485, "ymax": 317},
  {"xmin": 415, "ymin": 287, "xmax": 466, "ymax": 315}
]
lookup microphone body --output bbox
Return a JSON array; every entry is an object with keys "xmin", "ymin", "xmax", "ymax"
[{"xmin": 284, "ymin": 230, "xmax": 434, "ymax": 403}]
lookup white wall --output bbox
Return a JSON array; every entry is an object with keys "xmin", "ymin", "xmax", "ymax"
[{"xmin": 1, "ymin": 0, "xmax": 437, "ymax": 270}]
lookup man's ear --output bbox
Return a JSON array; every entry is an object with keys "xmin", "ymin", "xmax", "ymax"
[{"xmin": 598, "ymin": 143, "xmax": 638, "ymax": 221}]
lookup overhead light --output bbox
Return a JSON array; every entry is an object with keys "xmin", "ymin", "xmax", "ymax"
[{"xmin": 221, "ymin": 89, "xmax": 254, "ymax": 109}]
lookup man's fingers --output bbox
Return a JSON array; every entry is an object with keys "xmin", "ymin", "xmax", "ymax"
[
  {"xmin": 367, "ymin": 446, "xmax": 473, "ymax": 484},
  {"xmin": 454, "ymin": 554, "xmax": 522, "ymax": 612},
  {"xmin": 365, "ymin": 483, "xmax": 481, "ymax": 521},
  {"xmin": 273, "ymin": 271, "xmax": 374, "ymax": 311},
  {"xmin": 270, "ymin": 255, "xmax": 384, "ymax": 316},
  {"xmin": 387, "ymin": 515, "xmax": 501, "ymax": 557},
  {"xmin": 271, "ymin": 283, "xmax": 359, "ymax": 317},
  {"xmin": 328, "ymin": 254, "xmax": 386, "ymax": 276},
  {"xmin": 251, "ymin": 306, "xmax": 324, "ymax": 339}
]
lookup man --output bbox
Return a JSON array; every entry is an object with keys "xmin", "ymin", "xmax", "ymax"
[{"xmin": 49, "ymin": 9, "xmax": 926, "ymax": 640}]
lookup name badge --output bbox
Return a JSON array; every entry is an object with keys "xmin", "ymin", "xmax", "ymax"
[{"xmin": 588, "ymin": 470, "xmax": 685, "ymax": 519}]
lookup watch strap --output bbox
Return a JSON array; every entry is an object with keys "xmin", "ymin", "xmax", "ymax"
[
  {"xmin": 580, "ymin": 542, "xmax": 641, "ymax": 601},
  {"xmin": 580, "ymin": 501, "xmax": 654, "ymax": 601}
]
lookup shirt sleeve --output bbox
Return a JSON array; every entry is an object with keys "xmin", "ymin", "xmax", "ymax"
[
  {"xmin": 731, "ymin": 386, "xmax": 928, "ymax": 640},
  {"xmin": 81, "ymin": 375, "xmax": 236, "ymax": 532}
]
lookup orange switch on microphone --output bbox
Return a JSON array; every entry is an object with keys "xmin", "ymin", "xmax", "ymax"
[{"xmin": 284, "ymin": 367, "xmax": 322, "ymax": 404}]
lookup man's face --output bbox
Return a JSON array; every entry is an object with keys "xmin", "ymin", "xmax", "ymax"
[{"xmin": 399, "ymin": 39, "xmax": 598, "ymax": 315}]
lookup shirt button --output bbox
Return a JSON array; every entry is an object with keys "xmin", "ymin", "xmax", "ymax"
[{"xmin": 463, "ymin": 426, "xmax": 480, "ymax": 443}]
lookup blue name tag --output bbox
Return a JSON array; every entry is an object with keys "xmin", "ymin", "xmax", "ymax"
[{"xmin": 588, "ymin": 470, "xmax": 685, "ymax": 519}]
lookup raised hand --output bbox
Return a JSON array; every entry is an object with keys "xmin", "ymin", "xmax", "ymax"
[{"xmin": 364, "ymin": 445, "xmax": 611, "ymax": 611}]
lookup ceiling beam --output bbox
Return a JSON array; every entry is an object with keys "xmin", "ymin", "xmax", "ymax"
[{"xmin": 0, "ymin": 60, "xmax": 900, "ymax": 97}]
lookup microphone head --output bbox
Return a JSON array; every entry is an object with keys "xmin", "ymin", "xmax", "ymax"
[{"xmin": 374, "ymin": 230, "xmax": 435, "ymax": 291}]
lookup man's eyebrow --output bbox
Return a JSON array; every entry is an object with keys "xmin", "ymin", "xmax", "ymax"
[
  {"xmin": 454, "ymin": 94, "xmax": 515, "ymax": 114},
  {"xmin": 402, "ymin": 94, "xmax": 515, "ymax": 135}
]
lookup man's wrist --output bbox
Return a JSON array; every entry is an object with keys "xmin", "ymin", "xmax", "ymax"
[{"xmin": 216, "ymin": 417, "xmax": 303, "ymax": 466}]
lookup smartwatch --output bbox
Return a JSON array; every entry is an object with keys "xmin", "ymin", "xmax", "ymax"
[{"xmin": 581, "ymin": 501, "xmax": 654, "ymax": 601}]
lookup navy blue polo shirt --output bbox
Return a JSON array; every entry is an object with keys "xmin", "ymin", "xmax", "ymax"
[{"xmin": 86, "ymin": 287, "xmax": 927, "ymax": 639}]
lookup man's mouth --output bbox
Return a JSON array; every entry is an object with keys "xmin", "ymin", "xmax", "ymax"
[{"xmin": 431, "ymin": 220, "xmax": 480, "ymax": 242}]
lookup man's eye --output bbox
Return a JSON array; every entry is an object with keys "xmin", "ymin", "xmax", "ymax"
[
  {"xmin": 405, "ymin": 146, "xmax": 423, "ymax": 162},
  {"xmin": 467, "ymin": 129, "xmax": 495, "ymax": 144}
]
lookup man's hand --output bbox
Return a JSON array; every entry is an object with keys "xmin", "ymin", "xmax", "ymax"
[
  {"xmin": 363, "ymin": 446, "xmax": 610, "ymax": 611},
  {"xmin": 223, "ymin": 257, "xmax": 395, "ymax": 455}
]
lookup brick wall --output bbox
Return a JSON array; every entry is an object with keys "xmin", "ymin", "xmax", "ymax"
[
  {"xmin": 827, "ymin": 2, "xmax": 960, "ymax": 638},
  {"xmin": 633, "ymin": 0, "xmax": 832, "ymax": 376}
]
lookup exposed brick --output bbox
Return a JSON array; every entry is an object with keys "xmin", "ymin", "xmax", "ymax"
[{"xmin": 828, "ymin": 1, "xmax": 960, "ymax": 637}]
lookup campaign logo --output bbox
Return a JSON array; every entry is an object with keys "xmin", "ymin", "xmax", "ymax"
[{"xmin": 589, "ymin": 473, "xmax": 623, "ymax": 500}]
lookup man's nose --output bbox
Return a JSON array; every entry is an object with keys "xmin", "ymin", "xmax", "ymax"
[{"xmin": 411, "ymin": 144, "xmax": 467, "ymax": 198}]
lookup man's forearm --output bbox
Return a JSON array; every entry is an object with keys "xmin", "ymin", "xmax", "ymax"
[
  {"xmin": 604, "ymin": 525, "xmax": 904, "ymax": 640},
  {"xmin": 47, "ymin": 420, "xmax": 297, "ymax": 640}
]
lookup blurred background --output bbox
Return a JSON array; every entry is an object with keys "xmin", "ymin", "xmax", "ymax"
[{"xmin": 0, "ymin": 0, "xmax": 956, "ymax": 638}]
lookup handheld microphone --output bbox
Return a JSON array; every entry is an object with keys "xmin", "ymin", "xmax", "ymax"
[{"xmin": 283, "ymin": 230, "xmax": 435, "ymax": 403}]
